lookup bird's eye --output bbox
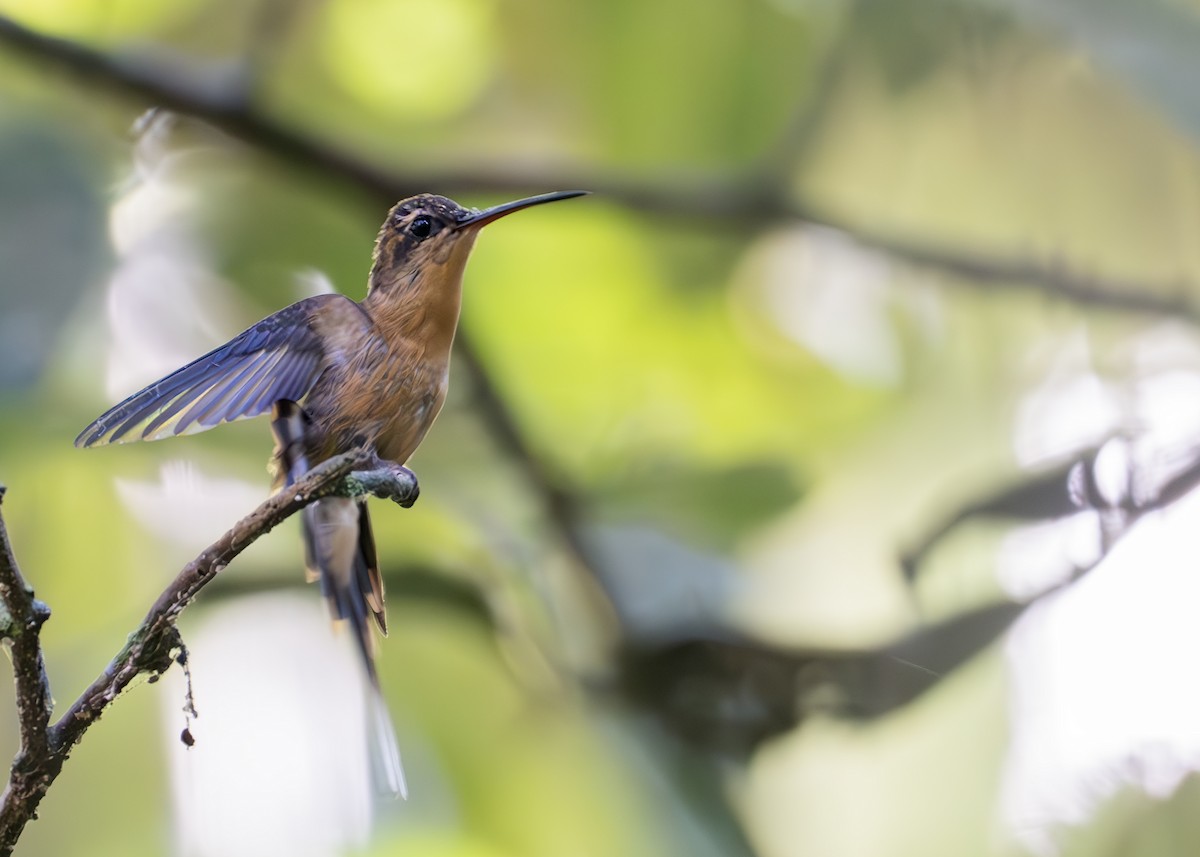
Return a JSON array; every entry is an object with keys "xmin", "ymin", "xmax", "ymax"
[{"xmin": 410, "ymin": 215, "xmax": 433, "ymax": 239}]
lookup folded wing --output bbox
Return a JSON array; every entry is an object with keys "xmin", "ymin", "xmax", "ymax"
[{"xmin": 76, "ymin": 294, "xmax": 367, "ymax": 447}]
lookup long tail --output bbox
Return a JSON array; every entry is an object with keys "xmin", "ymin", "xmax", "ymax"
[{"xmin": 270, "ymin": 400, "xmax": 407, "ymax": 798}]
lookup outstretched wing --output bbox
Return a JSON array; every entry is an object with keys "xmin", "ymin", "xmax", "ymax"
[{"xmin": 76, "ymin": 293, "xmax": 369, "ymax": 447}]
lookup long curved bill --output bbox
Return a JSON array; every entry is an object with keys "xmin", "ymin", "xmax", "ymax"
[{"xmin": 455, "ymin": 190, "xmax": 589, "ymax": 230}]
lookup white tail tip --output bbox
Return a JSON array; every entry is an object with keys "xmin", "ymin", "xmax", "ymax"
[{"xmin": 369, "ymin": 688, "xmax": 408, "ymax": 800}]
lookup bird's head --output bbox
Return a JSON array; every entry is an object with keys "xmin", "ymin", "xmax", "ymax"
[{"xmin": 368, "ymin": 190, "xmax": 588, "ymax": 297}]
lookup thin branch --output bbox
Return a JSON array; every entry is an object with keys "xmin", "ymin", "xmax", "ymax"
[
  {"xmin": 0, "ymin": 485, "xmax": 53, "ymax": 852},
  {"xmin": 0, "ymin": 453, "xmax": 417, "ymax": 853},
  {"xmin": 858, "ymin": 233, "xmax": 1197, "ymax": 319}
]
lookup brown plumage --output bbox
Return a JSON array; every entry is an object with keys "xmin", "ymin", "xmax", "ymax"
[{"xmin": 77, "ymin": 190, "xmax": 588, "ymax": 797}]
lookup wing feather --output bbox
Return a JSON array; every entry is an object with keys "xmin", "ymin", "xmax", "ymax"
[
  {"xmin": 105, "ymin": 368, "xmax": 214, "ymax": 443},
  {"xmin": 243, "ymin": 351, "xmax": 314, "ymax": 416},
  {"xmin": 76, "ymin": 294, "xmax": 369, "ymax": 447},
  {"xmin": 208, "ymin": 349, "xmax": 289, "ymax": 426},
  {"xmin": 160, "ymin": 350, "xmax": 287, "ymax": 440},
  {"xmin": 159, "ymin": 353, "xmax": 262, "ymax": 433},
  {"xmin": 139, "ymin": 353, "xmax": 259, "ymax": 439}
]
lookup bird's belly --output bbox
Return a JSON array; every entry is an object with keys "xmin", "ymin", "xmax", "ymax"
[
  {"xmin": 309, "ymin": 357, "xmax": 448, "ymax": 465},
  {"xmin": 373, "ymin": 390, "xmax": 444, "ymax": 463}
]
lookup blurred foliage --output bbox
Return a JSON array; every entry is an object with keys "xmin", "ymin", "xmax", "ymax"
[{"xmin": 0, "ymin": 0, "xmax": 1200, "ymax": 856}]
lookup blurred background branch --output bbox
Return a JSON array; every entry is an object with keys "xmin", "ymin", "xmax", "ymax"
[{"xmin": 0, "ymin": 12, "xmax": 1192, "ymax": 322}]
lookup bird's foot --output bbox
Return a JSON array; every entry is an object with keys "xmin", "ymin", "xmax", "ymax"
[{"xmin": 348, "ymin": 460, "xmax": 419, "ymax": 508}]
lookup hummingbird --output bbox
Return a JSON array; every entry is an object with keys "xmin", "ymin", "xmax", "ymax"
[{"xmin": 76, "ymin": 189, "xmax": 588, "ymax": 797}]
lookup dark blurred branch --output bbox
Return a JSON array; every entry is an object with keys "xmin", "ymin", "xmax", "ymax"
[
  {"xmin": 451, "ymin": 345, "xmax": 609, "ymax": 588},
  {"xmin": 0, "ymin": 455, "xmax": 417, "ymax": 853},
  {"xmin": 0, "ymin": 12, "xmax": 1193, "ymax": 323},
  {"xmin": 758, "ymin": 0, "xmax": 862, "ymax": 179},
  {"xmin": 240, "ymin": 0, "xmax": 305, "ymax": 101},
  {"xmin": 902, "ymin": 437, "xmax": 1200, "ymax": 594},
  {"xmin": 899, "ymin": 449, "xmax": 1106, "ymax": 584},
  {"xmin": 619, "ymin": 599, "xmax": 1027, "ymax": 757}
]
